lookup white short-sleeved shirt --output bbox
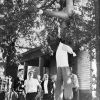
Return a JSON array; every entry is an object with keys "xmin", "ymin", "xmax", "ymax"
[
  {"xmin": 24, "ymin": 78, "xmax": 40, "ymax": 93},
  {"xmin": 56, "ymin": 42, "xmax": 74, "ymax": 67}
]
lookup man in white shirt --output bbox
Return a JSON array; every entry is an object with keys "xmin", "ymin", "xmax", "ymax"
[
  {"xmin": 24, "ymin": 71, "xmax": 41, "ymax": 100},
  {"xmin": 55, "ymin": 40, "xmax": 76, "ymax": 100}
]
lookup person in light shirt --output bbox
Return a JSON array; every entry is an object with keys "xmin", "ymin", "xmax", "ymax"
[
  {"xmin": 55, "ymin": 39, "xmax": 76, "ymax": 100},
  {"xmin": 24, "ymin": 71, "xmax": 41, "ymax": 100}
]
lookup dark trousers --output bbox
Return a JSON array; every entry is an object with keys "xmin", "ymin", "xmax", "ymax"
[
  {"xmin": 26, "ymin": 92, "xmax": 37, "ymax": 100},
  {"xmin": 18, "ymin": 92, "xmax": 25, "ymax": 100},
  {"xmin": 72, "ymin": 88, "xmax": 79, "ymax": 100},
  {"xmin": 43, "ymin": 94, "xmax": 51, "ymax": 100},
  {"xmin": 11, "ymin": 91, "xmax": 18, "ymax": 100},
  {"xmin": 43, "ymin": 94, "xmax": 54, "ymax": 100},
  {"xmin": 0, "ymin": 92, "xmax": 5, "ymax": 100},
  {"xmin": 11, "ymin": 91, "xmax": 25, "ymax": 100}
]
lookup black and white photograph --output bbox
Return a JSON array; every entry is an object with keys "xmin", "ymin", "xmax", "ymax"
[{"xmin": 0, "ymin": 0, "xmax": 99, "ymax": 100}]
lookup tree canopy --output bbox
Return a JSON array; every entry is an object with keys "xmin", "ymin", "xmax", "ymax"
[{"xmin": 0, "ymin": 0, "xmax": 96, "ymax": 65}]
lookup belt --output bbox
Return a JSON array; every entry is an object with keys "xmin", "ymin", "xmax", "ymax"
[{"xmin": 27, "ymin": 92, "xmax": 37, "ymax": 93}]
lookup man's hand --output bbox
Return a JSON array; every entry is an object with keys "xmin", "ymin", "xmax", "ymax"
[{"xmin": 73, "ymin": 52, "xmax": 76, "ymax": 57}]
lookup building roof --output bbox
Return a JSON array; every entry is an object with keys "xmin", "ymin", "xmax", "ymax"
[
  {"xmin": 20, "ymin": 41, "xmax": 58, "ymax": 62},
  {"xmin": 21, "ymin": 46, "xmax": 43, "ymax": 62}
]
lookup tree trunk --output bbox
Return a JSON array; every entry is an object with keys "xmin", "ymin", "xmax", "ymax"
[
  {"xmin": 77, "ymin": 50, "xmax": 92, "ymax": 100},
  {"xmin": 95, "ymin": 0, "xmax": 100, "ymax": 99}
]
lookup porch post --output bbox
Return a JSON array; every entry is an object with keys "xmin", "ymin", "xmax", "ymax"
[
  {"xmin": 24, "ymin": 61, "xmax": 28, "ymax": 80},
  {"xmin": 39, "ymin": 56, "xmax": 44, "ymax": 79}
]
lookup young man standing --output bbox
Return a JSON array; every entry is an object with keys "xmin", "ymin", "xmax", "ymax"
[{"xmin": 24, "ymin": 71, "xmax": 41, "ymax": 100}]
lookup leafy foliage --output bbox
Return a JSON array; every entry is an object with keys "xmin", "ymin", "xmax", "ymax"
[{"xmin": 0, "ymin": 0, "xmax": 96, "ymax": 65}]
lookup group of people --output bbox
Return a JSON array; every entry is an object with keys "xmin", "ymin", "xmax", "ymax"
[
  {"xmin": 0, "ymin": 38, "xmax": 79, "ymax": 100},
  {"xmin": 11, "ymin": 68, "xmax": 79, "ymax": 100},
  {"xmin": 12, "ymin": 69, "xmax": 79, "ymax": 100},
  {"xmin": 0, "ymin": 0, "xmax": 80, "ymax": 99},
  {"xmin": 12, "ymin": 69, "xmax": 54, "ymax": 100},
  {"xmin": 0, "ymin": 39, "xmax": 79, "ymax": 100}
]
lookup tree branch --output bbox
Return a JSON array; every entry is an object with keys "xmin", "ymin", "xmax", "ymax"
[
  {"xmin": 40, "ymin": 0, "xmax": 57, "ymax": 10},
  {"xmin": 15, "ymin": 46, "xmax": 33, "ymax": 49},
  {"xmin": 43, "ymin": 0, "xmax": 74, "ymax": 19}
]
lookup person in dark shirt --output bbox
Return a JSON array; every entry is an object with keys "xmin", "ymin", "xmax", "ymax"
[{"xmin": 12, "ymin": 69, "xmax": 25, "ymax": 100}]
